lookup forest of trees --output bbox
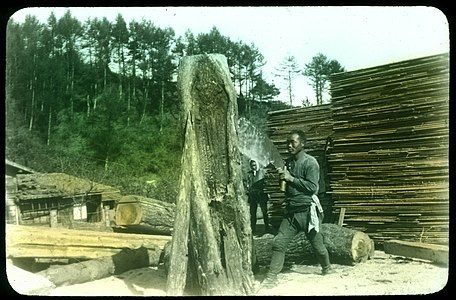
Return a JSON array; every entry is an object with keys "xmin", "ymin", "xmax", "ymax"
[{"xmin": 5, "ymin": 10, "xmax": 344, "ymax": 203}]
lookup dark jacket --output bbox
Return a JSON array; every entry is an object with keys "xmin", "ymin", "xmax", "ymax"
[
  {"xmin": 285, "ymin": 150, "xmax": 320, "ymax": 212},
  {"xmin": 246, "ymin": 168, "xmax": 267, "ymax": 202}
]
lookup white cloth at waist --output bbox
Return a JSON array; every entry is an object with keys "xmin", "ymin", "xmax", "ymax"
[{"xmin": 308, "ymin": 194, "xmax": 324, "ymax": 233}]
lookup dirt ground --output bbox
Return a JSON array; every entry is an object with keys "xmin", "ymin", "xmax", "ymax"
[{"xmin": 6, "ymin": 249, "xmax": 448, "ymax": 296}]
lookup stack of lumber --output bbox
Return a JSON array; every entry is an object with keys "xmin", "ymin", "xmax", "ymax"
[
  {"xmin": 265, "ymin": 104, "xmax": 334, "ymax": 227},
  {"xmin": 6, "ymin": 224, "xmax": 171, "ymax": 289},
  {"xmin": 6, "ymin": 224, "xmax": 170, "ymax": 261},
  {"xmin": 327, "ymin": 53, "xmax": 449, "ymax": 246},
  {"xmin": 263, "ymin": 163, "xmax": 285, "ymax": 226},
  {"xmin": 265, "ymin": 104, "xmax": 334, "ymax": 155}
]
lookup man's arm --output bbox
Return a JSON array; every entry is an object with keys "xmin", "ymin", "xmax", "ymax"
[{"xmin": 283, "ymin": 160, "xmax": 319, "ymax": 195}]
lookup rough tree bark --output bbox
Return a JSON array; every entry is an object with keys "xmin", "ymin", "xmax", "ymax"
[
  {"xmin": 254, "ymin": 223, "xmax": 375, "ymax": 266},
  {"xmin": 166, "ymin": 54, "xmax": 255, "ymax": 296}
]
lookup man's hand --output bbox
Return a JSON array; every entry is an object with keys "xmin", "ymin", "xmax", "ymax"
[{"xmin": 277, "ymin": 167, "xmax": 293, "ymax": 182}]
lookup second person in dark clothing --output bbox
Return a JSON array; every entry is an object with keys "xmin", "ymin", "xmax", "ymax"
[{"xmin": 246, "ymin": 159, "xmax": 270, "ymax": 235}]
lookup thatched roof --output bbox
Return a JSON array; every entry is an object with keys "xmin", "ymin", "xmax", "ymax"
[{"xmin": 16, "ymin": 173, "xmax": 122, "ymax": 202}]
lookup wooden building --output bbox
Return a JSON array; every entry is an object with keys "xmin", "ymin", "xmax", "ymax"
[
  {"xmin": 5, "ymin": 164, "xmax": 121, "ymax": 228},
  {"xmin": 5, "ymin": 159, "xmax": 35, "ymax": 224}
]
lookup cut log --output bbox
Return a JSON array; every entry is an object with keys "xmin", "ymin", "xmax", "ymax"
[
  {"xmin": 114, "ymin": 195, "xmax": 175, "ymax": 235},
  {"xmin": 6, "ymin": 224, "xmax": 170, "ymax": 260},
  {"xmin": 383, "ymin": 239, "xmax": 448, "ymax": 266},
  {"xmin": 36, "ymin": 247, "xmax": 154, "ymax": 287},
  {"xmin": 166, "ymin": 54, "xmax": 254, "ymax": 296},
  {"xmin": 254, "ymin": 223, "xmax": 374, "ymax": 266}
]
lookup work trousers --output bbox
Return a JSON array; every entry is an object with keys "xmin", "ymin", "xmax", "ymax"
[
  {"xmin": 267, "ymin": 208, "xmax": 330, "ymax": 276},
  {"xmin": 249, "ymin": 192, "xmax": 269, "ymax": 233}
]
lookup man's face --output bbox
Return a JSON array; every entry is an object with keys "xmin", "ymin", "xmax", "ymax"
[
  {"xmin": 250, "ymin": 161, "xmax": 258, "ymax": 171},
  {"xmin": 287, "ymin": 133, "xmax": 304, "ymax": 155}
]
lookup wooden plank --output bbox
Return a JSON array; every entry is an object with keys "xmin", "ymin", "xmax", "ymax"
[
  {"xmin": 5, "ymin": 224, "xmax": 171, "ymax": 259},
  {"xmin": 337, "ymin": 207, "xmax": 346, "ymax": 226},
  {"xmin": 383, "ymin": 239, "xmax": 448, "ymax": 265}
]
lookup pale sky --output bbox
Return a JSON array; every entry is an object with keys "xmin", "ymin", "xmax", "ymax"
[{"xmin": 9, "ymin": 6, "xmax": 450, "ymax": 106}]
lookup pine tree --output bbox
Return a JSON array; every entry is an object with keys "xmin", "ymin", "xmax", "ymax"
[
  {"xmin": 303, "ymin": 53, "xmax": 345, "ymax": 105},
  {"xmin": 274, "ymin": 55, "xmax": 301, "ymax": 106}
]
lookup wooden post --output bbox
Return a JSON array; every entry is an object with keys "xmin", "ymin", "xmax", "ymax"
[
  {"xmin": 15, "ymin": 205, "xmax": 20, "ymax": 225},
  {"xmin": 166, "ymin": 54, "xmax": 254, "ymax": 296},
  {"xmin": 383, "ymin": 239, "xmax": 448, "ymax": 266},
  {"xmin": 337, "ymin": 207, "xmax": 346, "ymax": 227},
  {"xmin": 103, "ymin": 205, "xmax": 110, "ymax": 227},
  {"xmin": 49, "ymin": 209, "xmax": 58, "ymax": 228}
]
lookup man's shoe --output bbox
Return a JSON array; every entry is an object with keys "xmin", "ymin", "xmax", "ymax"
[
  {"xmin": 321, "ymin": 265, "xmax": 335, "ymax": 275},
  {"xmin": 261, "ymin": 275, "xmax": 278, "ymax": 289}
]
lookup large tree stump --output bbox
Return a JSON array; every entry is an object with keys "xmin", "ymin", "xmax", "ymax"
[
  {"xmin": 254, "ymin": 223, "xmax": 375, "ymax": 266},
  {"xmin": 166, "ymin": 54, "xmax": 254, "ymax": 296},
  {"xmin": 114, "ymin": 195, "xmax": 175, "ymax": 235}
]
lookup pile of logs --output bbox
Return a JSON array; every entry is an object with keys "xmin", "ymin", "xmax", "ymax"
[
  {"xmin": 328, "ymin": 53, "xmax": 449, "ymax": 245},
  {"xmin": 265, "ymin": 104, "xmax": 334, "ymax": 227},
  {"xmin": 6, "ymin": 205, "xmax": 375, "ymax": 291},
  {"xmin": 6, "ymin": 224, "xmax": 170, "ymax": 261},
  {"xmin": 6, "ymin": 224, "xmax": 171, "ymax": 288}
]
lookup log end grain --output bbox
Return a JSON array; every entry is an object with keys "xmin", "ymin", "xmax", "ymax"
[
  {"xmin": 115, "ymin": 202, "xmax": 143, "ymax": 226},
  {"xmin": 352, "ymin": 231, "xmax": 375, "ymax": 263}
]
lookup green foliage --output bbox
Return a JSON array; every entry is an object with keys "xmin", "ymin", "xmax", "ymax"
[
  {"xmin": 274, "ymin": 55, "xmax": 301, "ymax": 106},
  {"xmin": 303, "ymin": 53, "xmax": 346, "ymax": 105},
  {"xmin": 6, "ymin": 11, "xmax": 282, "ymax": 204},
  {"xmin": 99, "ymin": 115, "xmax": 182, "ymax": 202}
]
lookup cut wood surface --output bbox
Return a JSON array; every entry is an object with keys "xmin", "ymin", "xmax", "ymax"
[
  {"xmin": 114, "ymin": 195, "xmax": 175, "ymax": 235},
  {"xmin": 6, "ymin": 224, "xmax": 171, "ymax": 260},
  {"xmin": 383, "ymin": 239, "xmax": 448, "ymax": 266},
  {"xmin": 253, "ymin": 223, "xmax": 374, "ymax": 267}
]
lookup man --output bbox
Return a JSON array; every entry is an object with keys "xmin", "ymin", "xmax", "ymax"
[
  {"xmin": 261, "ymin": 130, "xmax": 332, "ymax": 289},
  {"xmin": 246, "ymin": 159, "xmax": 270, "ymax": 235}
]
